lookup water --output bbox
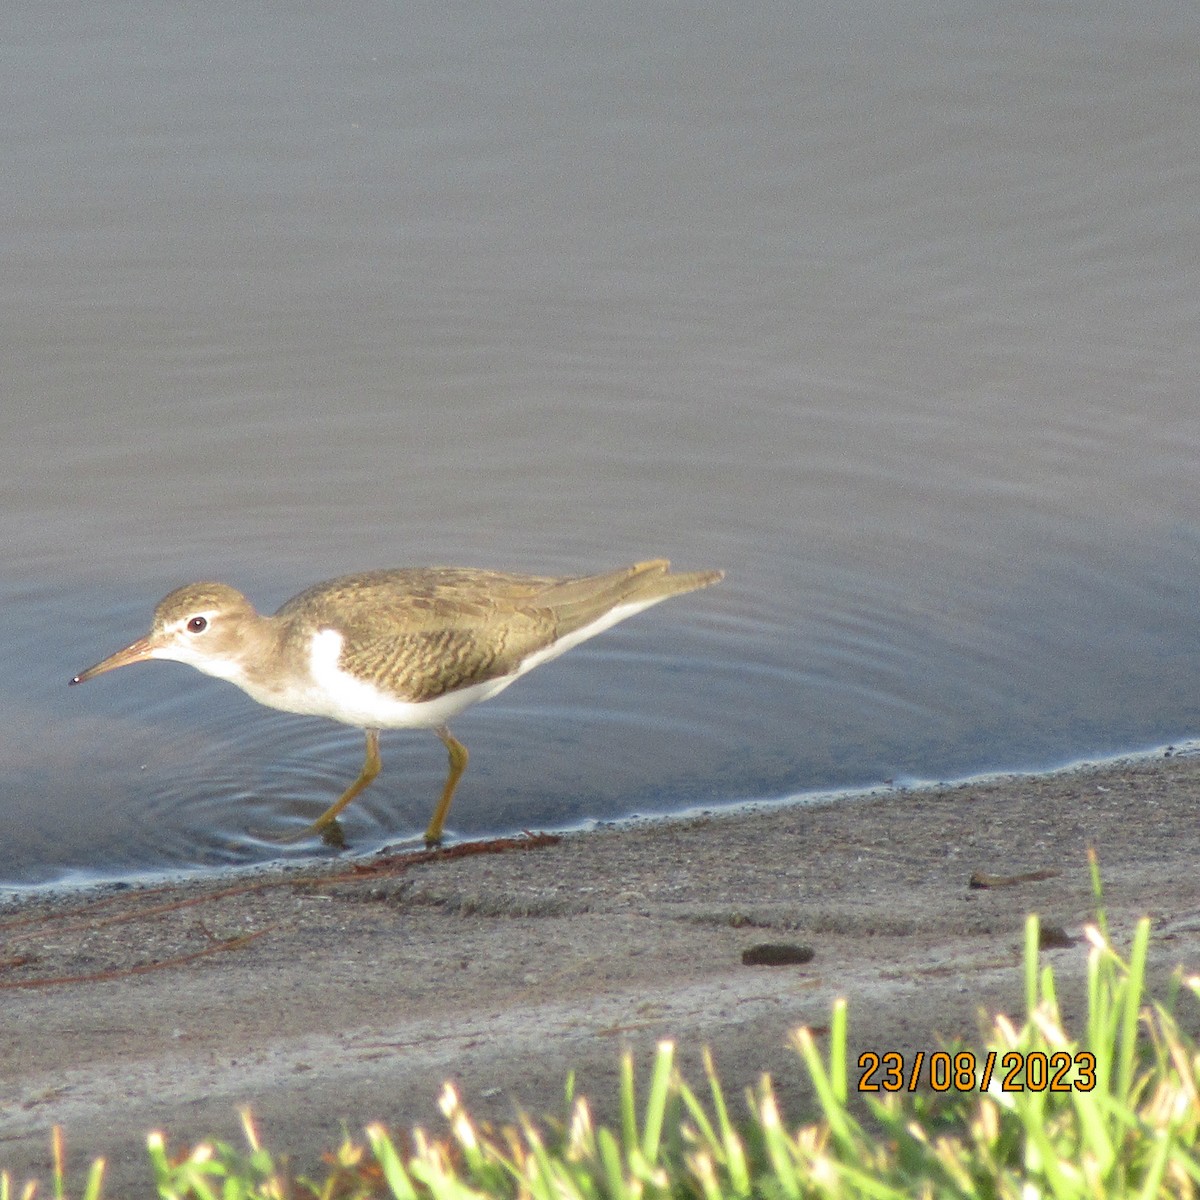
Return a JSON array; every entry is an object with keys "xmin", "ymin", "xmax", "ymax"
[{"xmin": 3, "ymin": 2, "xmax": 1199, "ymax": 885}]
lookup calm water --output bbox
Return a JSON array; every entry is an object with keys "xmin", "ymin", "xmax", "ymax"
[{"xmin": 3, "ymin": 3, "xmax": 1199, "ymax": 886}]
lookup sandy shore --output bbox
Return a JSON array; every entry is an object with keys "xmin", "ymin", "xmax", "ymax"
[{"xmin": 4, "ymin": 753, "xmax": 1200, "ymax": 1193}]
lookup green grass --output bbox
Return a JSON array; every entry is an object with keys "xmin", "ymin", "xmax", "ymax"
[{"xmin": 7, "ymin": 865, "xmax": 1200, "ymax": 1199}]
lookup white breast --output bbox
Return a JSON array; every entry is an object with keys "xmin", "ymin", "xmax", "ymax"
[{"xmin": 301, "ymin": 629, "xmax": 519, "ymax": 730}]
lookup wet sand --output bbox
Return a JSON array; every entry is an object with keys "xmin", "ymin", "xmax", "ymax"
[{"xmin": 4, "ymin": 753, "xmax": 1200, "ymax": 1193}]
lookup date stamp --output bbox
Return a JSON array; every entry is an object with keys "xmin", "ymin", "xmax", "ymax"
[{"xmin": 857, "ymin": 1050, "xmax": 1096, "ymax": 1093}]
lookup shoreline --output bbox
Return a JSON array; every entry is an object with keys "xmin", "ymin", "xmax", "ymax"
[
  {"xmin": 6, "ymin": 736, "xmax": 1197, "ymax": 900},
  {"xmin": 4, "ymin": 752, "xmax": 1200, "ymax": 1191}
]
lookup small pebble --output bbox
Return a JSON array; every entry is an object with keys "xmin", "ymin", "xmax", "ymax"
[
  {"xmin": 741, "ymin": 943, "xmax": 814, "ymax": 967},
  {"xmin": 1038, "ymin": 924, "xmax": 1074, "ymax": 950}
]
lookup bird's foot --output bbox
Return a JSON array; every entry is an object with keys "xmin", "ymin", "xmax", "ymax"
[
  {"xmin": 248, "ymin": 816, "xmax": 348, "ymax": 848},
  {"xmin": 320, "ymin": 819, "xmax": 348, "ymax": 849}
]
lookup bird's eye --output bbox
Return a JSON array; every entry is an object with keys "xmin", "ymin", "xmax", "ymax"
[{"xmin": 187, "ymin": 616, "xmax": 208, "ymax": 634}]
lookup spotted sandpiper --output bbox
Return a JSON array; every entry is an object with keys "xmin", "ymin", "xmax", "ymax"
[{"xmin": 71, "ymin": 559, "xmax": 723, "ymax": 846}]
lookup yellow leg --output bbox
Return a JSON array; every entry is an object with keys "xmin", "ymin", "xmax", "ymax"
[
  {"xmin": 270, "ymin": 728, "xmax": 382, "ymax": 846},
  {"xmin": 424, "ymin": 725, "xmax": 468, "ymax": 847}
]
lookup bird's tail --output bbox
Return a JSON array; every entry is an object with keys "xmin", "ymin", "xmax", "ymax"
[{"xmin": 540, "ymin": 559, "xmax": 724, "ymax": 634}]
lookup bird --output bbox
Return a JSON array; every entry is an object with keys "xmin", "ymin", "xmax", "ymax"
[{"xmin": 70, "ymin": 559, "xmax": 723, "ymax": 846}]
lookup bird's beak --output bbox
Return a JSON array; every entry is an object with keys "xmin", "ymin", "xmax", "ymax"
[{"xmin": 70, "ymin": 637, "xmax": 155, "ymax": 685}]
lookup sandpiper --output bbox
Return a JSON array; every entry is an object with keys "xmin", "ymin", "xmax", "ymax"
[{"xmin": 71, "ymin": 559, "xmax": 723, "ymax": 846}]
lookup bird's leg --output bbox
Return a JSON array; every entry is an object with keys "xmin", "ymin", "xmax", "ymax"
[
  {"xmin": 260, "ymin": 728, "xmax": 382, "ymax": 846},
  {"xmin": 424, "ymin": 725, "xmax": 468, "ymax": 847}
]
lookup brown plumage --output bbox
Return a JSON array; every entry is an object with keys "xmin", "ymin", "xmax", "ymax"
[{"xmin": 71, "ymin": 559, "xmax": 724, "ymax": 846}]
